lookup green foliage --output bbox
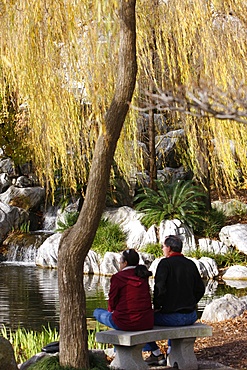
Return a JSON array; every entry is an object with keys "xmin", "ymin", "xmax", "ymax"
[
  {"xmin": 187, "ymin": 249, "xmax": 247, "ymax": 268},
  {"xmin": 28, "ymin": 353, "xmax": 109, "ymax": 370},
  {"xmin": 92, "ymin": 219, "xmax": 126, "ymax": 256},
  {"xmin": 134, "ymin": 180, "xmax": 206, "ymax": 229},
  {"xmin": 141, "ymin": 243, "xmax": 163, "ymax": 259},
  {"xmin": 56, "ymin": 212, "xmax": 79, "ymax": 232},
  {"xmin": 194, "ymin": 208, "xmax": 226, "ymax": 238}
]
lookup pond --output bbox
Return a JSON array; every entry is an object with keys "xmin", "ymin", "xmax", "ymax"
[{"xmin": 0, "ymin": 263, "xmax": 246, "ymax": 332}]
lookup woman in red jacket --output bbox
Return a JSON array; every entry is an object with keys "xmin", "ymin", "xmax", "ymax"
[{"xmin": 93, "ymin": 249, "xmax": 154, "ymax": 331}]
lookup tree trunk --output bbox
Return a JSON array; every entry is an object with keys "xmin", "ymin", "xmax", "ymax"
[{"xmin": 58, "ymin": 1, "xmax": 137, "ymax": 368}]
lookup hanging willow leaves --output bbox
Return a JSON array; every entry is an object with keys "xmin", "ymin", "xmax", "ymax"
[
  {"xmin": 136, "ymin": 0, "xmax": 247, "ymax": 195},
  {"xmin": 0, "ymin": 0, "xmax": 141, "ymax": 198}
]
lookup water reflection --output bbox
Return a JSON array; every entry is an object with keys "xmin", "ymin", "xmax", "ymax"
[{"xmin": 0, "ymin": 264, "xmax": 246, "ymax": 332}]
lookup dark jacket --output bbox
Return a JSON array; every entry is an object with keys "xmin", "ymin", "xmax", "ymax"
[
  {"xmin": 153, "ymin": 254, "xmax": 205, "ymax": 314},
  {"xmin": 108, "ymin": 267, "xmax": 154, "ymax": 331}
]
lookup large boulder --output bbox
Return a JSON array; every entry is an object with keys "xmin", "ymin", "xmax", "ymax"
[
  {"xmin": 0, "ymin": 337, "xmax": 18, "ymax": 370},
  {"xmin": 201, "ymin": 294, "xmax": 247, "ymax": 322},
  {"xmin": 219, "ymin": 224, "xmax": 247, "ymax": 255}
]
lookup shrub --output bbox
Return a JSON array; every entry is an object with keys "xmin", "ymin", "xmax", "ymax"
[
  {"xmin": 141, "ymin": 243, "xmax": 163, "ymax": 259},
  {"xmin": 194, "ymin": 208, "xmax": 226, "ymax": 238},
  {"xmin": 92, "ymin": 219, "xmax": 126, "ymax": 255},
  {"xmin": 134, "ymin": 179, "xmax": 206, "ymax": 229}
]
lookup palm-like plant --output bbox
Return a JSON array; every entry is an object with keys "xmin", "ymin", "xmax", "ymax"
[{"xmin": 134, "ymin": 179, "xmax": 207, "ymax": 229}]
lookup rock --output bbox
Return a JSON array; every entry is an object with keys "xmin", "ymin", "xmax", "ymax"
[
  {"xmin": 84, "ymin": 250, "xmax": 100, "ymax": 274},
  {"xmin": 201, "ymin": 294, "xmax": 247, "ymax": 322},
  {"xmin": 19, "ymin": 352, "xmax": 57, "ymax": 370},
  {"xmin": 159, "ymin": 219, "xmax": 196, "ymax": 253},
  {"xmin": 100, "ymin": 251, "xmax": 154, "ymax": 276},
  {"xmin": 222, "ymin": 265, "xmax": 247, "ymax": 281},
  {"xmin": 0, "ymin": 337, "xmax": 18, "ymax": 370},
  {"xmin": 198, "ymin": 238, "xmax": 229, "ymax": 255},
  {"xmin": 15, "ymin": 176, "xmax": 34, "ymax": 188},
  {"xmin": 0, "ymin": 201, "xmax": 28, "ymax": 243},
  {"xmin": 100, "ymin": 252, "xmax": 122, "ymax": 276},
  {"xmin": 0, "ymin": 173, "xmax": 11, "ymax": 193},
  {"xmin": 103, "ymin": 206, "xmax": 149, "ymax": 249},
  {"xmin": 219, "ymin": 223, "xmax": 247, "ymax": 255},
  {"xmin": 35, "ymin": 233, "xmax": 61, "ymax": 268},
  {"xmin": 196, "ymin": 257, "xmax": 218, "ymax": 279},
  {"xmin": 0, "ymin": 185, "xmax": 45, "ymax": 210},
  {"xmin": 212, "ymin": 199, "xmax": 247, "ymax": 217},
  {"xmin": 0, "ymin": 157, "xmax": 15, "ymax": 175},
  {"xmin": 149, "ymin": 255, "xmax": 218, "ymax": 280}
]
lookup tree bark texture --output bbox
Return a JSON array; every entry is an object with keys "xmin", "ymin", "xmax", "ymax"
[{"xmin": 58, "ymin": 1, "xmax": 137, "ymax": 368}]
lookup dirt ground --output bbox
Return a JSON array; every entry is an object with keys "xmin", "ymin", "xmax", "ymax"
[
  {"xmin": 194, "ymin": 311, "xmax": 247, "ymax": 370},
  {"xmin": 154, "ymin": 311, "xmax": 247, "ymax": 370}
]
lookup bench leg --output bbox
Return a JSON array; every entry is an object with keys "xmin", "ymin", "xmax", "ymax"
[
  {"xmin": 167, "ymin": 337, "xmax": 198, "ymax": 370},
  {"xmin": 110, "ymin": 344, "xmax": 148, "ymax": 370}
]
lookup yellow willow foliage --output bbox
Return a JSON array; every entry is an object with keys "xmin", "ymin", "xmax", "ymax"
[
  {"xmin": 0, "ymin": 0, "xmax": 141, "ymax": 197},
  {"xmin": 136, "ymin": 0, "xmax": 247, "ymax": 194}
]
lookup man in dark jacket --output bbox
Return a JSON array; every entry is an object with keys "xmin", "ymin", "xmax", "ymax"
[{"xmin": 144, "ymin": 235, "xmax": 205, "ymax": 366}]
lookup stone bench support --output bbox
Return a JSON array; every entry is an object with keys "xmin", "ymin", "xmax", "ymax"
[{"xmin": 96, "ymin": 322, "xmax": 212, "ymax": 370}]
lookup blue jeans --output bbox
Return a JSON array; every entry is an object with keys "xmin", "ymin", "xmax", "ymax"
[
  {"xmin": 93, "ymin": 308, "xmax": 120, "ymax": 330},
  {"xmin": 143, "ymin": 310, "xmax": 197, "ymax": 352}
]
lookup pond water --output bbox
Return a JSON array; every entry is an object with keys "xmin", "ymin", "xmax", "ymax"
[{"xmin": 0, "ymin": 263, "xmax": 247, "ymax": 332}]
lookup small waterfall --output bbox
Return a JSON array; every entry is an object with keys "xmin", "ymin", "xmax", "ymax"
[
  {"xmin": 1, "ymin": 232, "xmax": 52, "ymax": 264},
  {"xmin": 7, "ymin": 244, "xmax": 37, "ymax": 264}
]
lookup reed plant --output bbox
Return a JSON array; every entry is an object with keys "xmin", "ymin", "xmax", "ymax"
[
  {"xmin": 1, "ymin": 325, "xmax": 59, "ymax": 364},
  {"xmin": 1, "ymin": 322, "xmax": 109, "ymax": 366}
]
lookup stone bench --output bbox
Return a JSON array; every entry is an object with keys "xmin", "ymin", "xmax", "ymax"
[{"xmin": 96, "ymin": 322, "xmax": 212, "ymax": 370}]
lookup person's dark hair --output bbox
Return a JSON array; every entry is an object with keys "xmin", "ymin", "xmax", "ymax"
[
  {"xmin": 164, "ymin": 235, "xmax": 183, "ymax": 252},
  {"xmin": 135, "ymin": 264, "xmax": 152, "ymax": 278},
  {"xmin": 122, "ymin": 249, "xmax": 139, "ymax": 266}
]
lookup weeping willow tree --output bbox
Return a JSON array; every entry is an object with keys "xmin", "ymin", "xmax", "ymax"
[
  {"xmin": 0, "ymin": 0, "xmax": 137, "ymax": 368},
  {"xmin": 136, "ymin": 0, "xmax": 247, "ymax": 198},
  {"xmin": 0, "ymin": 0, "xmax": 141, "ymax": 198}
]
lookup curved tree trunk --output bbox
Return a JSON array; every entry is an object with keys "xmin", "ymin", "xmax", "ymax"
[{"xmin": 58, "ymin": 1, "xmax": 137, "ymax": 368}]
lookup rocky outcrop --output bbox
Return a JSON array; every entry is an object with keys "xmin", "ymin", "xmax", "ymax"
[{"xmin": 201, "ymin": 294, "xmax": 247, "ymax": 322}]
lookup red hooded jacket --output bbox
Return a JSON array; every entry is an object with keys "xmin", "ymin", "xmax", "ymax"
[{"xmin": 108, "ymin": 267, "xmax": 154, "ymax": 331}]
